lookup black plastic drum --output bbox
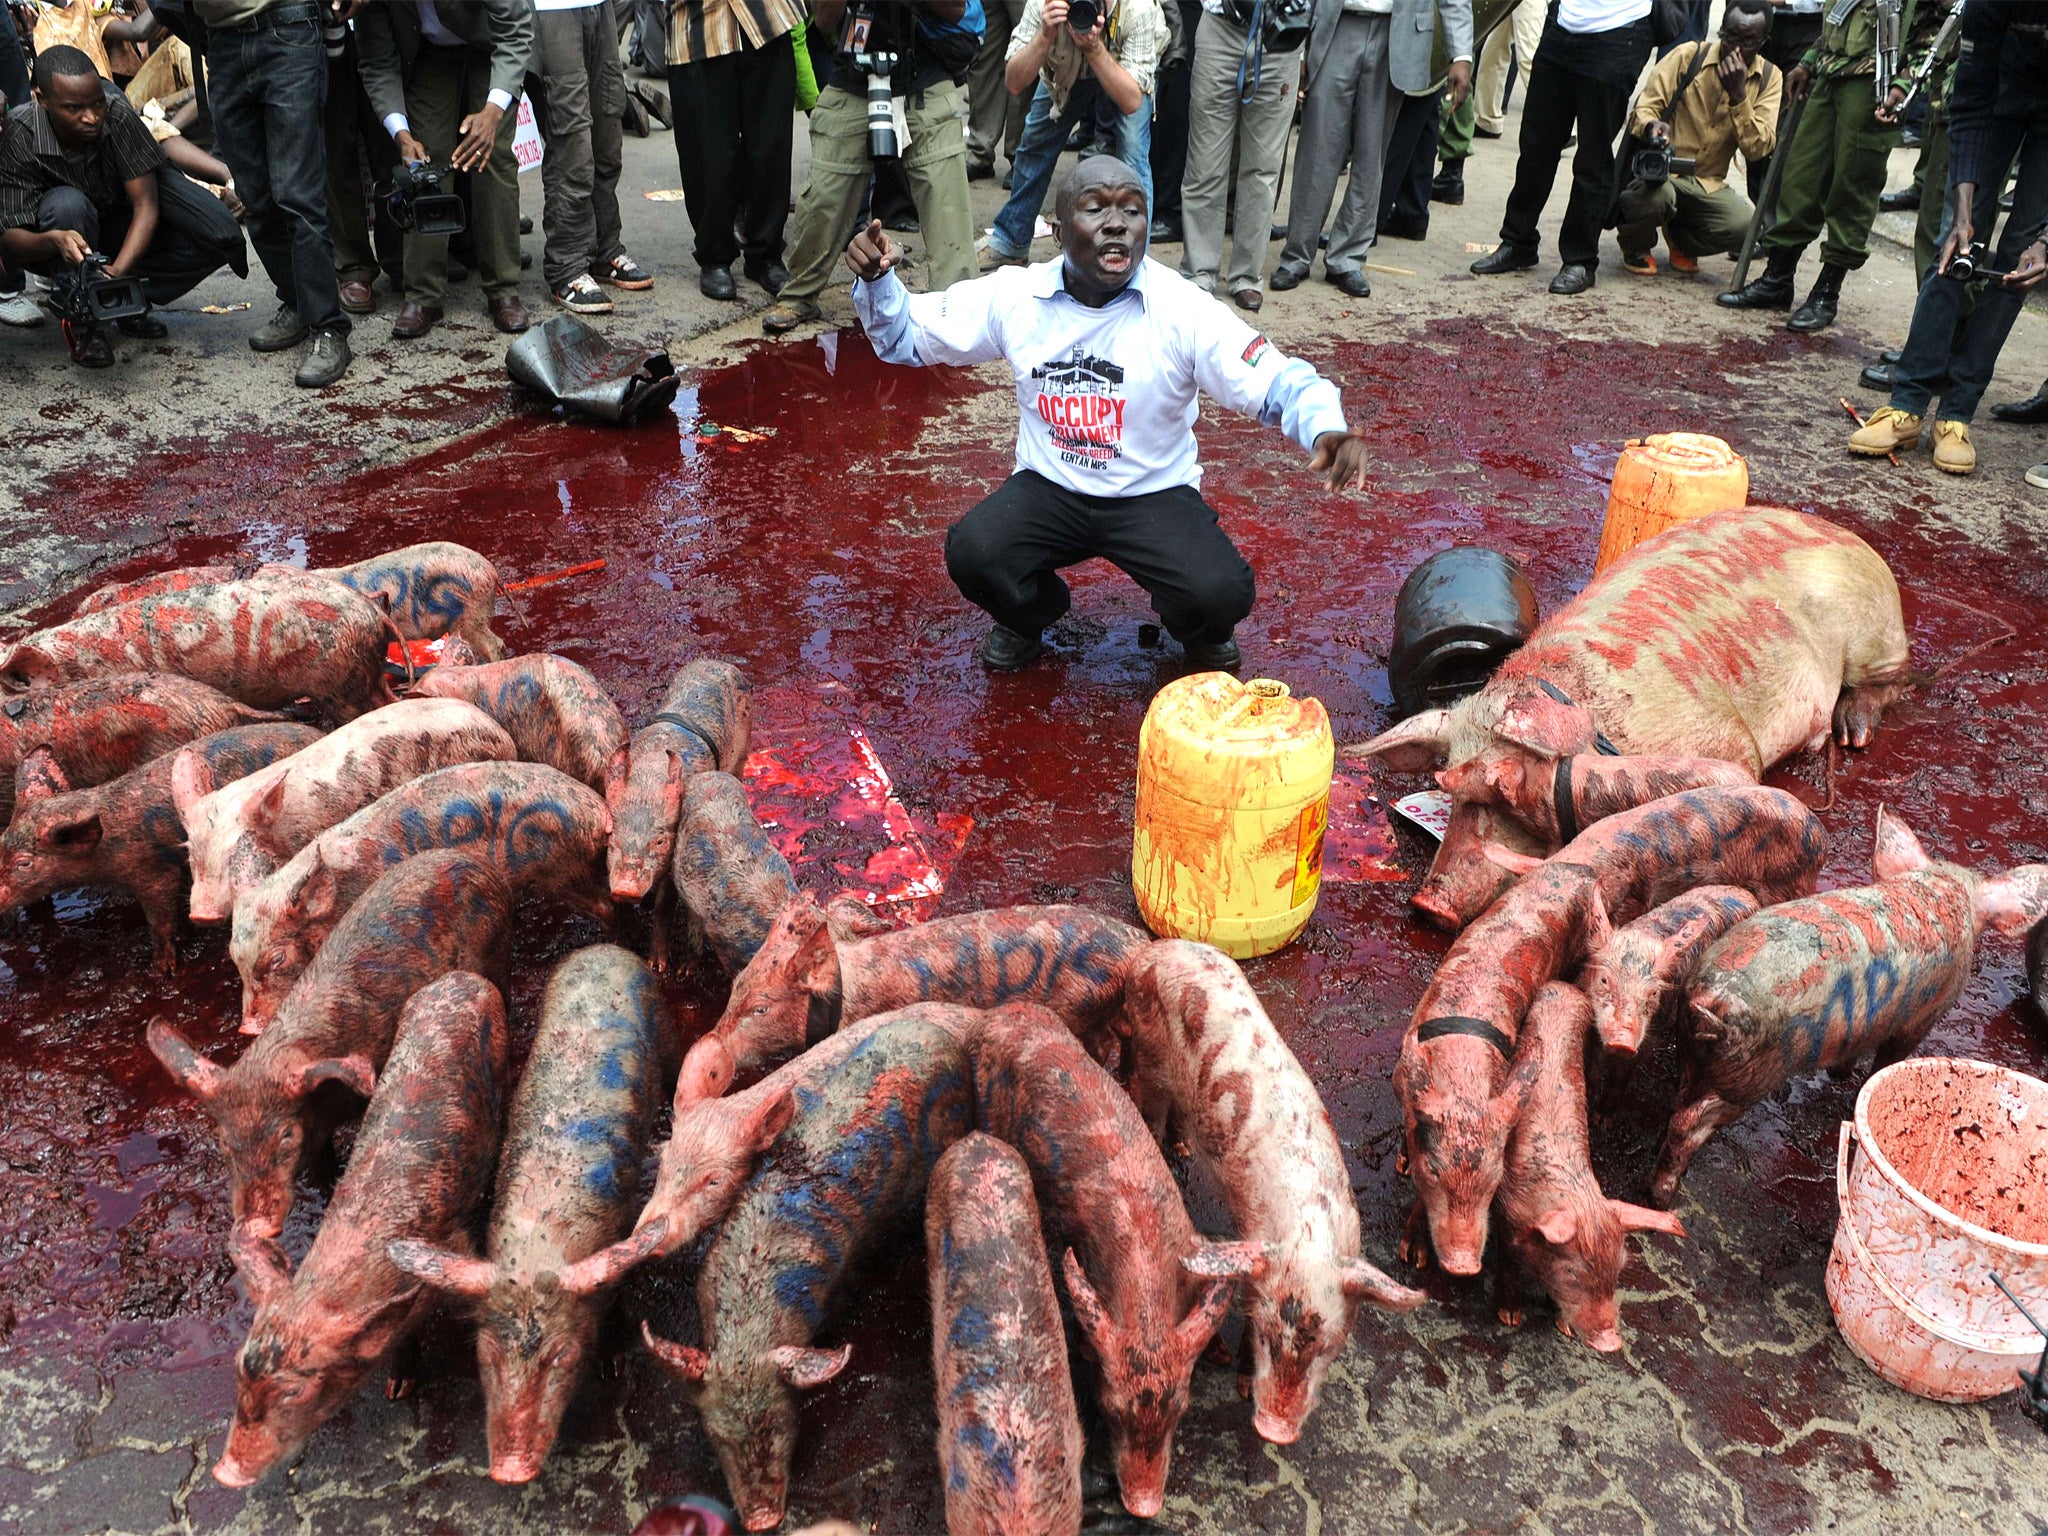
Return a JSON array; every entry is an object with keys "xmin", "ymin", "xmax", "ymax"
[{"xmin": 1387, "ymin": 547, "xmax": 1539, "ymax": 719}]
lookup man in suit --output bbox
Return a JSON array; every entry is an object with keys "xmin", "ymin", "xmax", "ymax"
[
  {"xmin": 1271, "ymin": 0, "xmax": 1472, "ymax": 299},
  {"xmin": 357, "ymin": 0, "xmax": 536, "ymax": 339}
]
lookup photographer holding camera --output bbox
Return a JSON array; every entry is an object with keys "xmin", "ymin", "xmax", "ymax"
[
  {"xmin": 1849, "ymin": 0, "xmax": 2048, "ymax": 478},
  {"xmin": 758, "ymin": 0, "xmax": 983, "ymax": 335},
  {"xmin": 0, "ymin": 46, "xmax": 245, "ymax": 368},
  {"xmin": 1615, "ymin": 0, "xmax": 1779, "ymax": 277}
]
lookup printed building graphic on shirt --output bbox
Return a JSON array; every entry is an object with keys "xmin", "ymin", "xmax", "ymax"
[{"xmin": 1030, "ymin": 344, "xmax": 1127, "ymax": 471}]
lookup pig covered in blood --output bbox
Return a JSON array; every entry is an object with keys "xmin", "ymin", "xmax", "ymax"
[
  {"xmin": 407, "ymin": 653, "xmax": 625, "ymax": 790},
  {"xmin": 1, "ymin": 724, "xmax": 322, "ymax": 972},
  {"xmin": 214, "ymin": 971, "xmax": 509, "ymax": 1486},
  {"xmin": 388, "ymin": 946, "xmax": 668, "ymax": 1483},
  {"xmin": 606, "ymin": 659, "xmax": 752, "ymax": 901},
  {"xmin": 1494, "ymin": 983, "xmax": 1684, "ymax": 1351},
  {"xmin": 230, "ymin": 760, "xmax": 612, "ymax": 1030},
  {"xmin": 177, "ymin": 697, "xmax": 516, "ymax": 924},
  {"xmin": 0, "ymin": 577, "xmax": 405, "ymax": 721},
  {"xmin": 972, "ymin": 1008, "xmax": 1241, "ymax": 1519},
  {"xmin": 1350, "ymin": 508, "xmax": 1910, "ymax": 928},
  {"xmin": 1396, "ymin": 862, "xmax": 1614, "ymax": 1276},
  {"xmin": 666, "ymin": 771, "xmax": 798, "ymax": 975},
  {"xmin": 926, "ymin": 1133, "xmax": 1084, "ymax": 1536},
  {"xmin": 642, "ymin": 1018, "xmax": 974, "ymax": 1532},
  {"xmin": 1581, "ymin": 885, "xmax": 1761, "ymax": 1057},
  {"xmin": 1122, "ymin": 941, "xmax": 1424, "ymax": 1443},
  {"xmin": 1654, "ymin": 809, "xmax": 2048, "ymax": 1206},
  {"xmin": 1439, "ymin": 752, "xmax": 1754, "ymax": 848},
  {"xmin": 147, "ymin": 850, "xmax": 514, "ymax": 1237}
]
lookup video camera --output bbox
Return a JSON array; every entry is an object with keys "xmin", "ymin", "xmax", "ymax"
[
  {"xmin": 1631, "ymin": 141, "xmax": 1697, "ymax": 187},
  {"xmin": 54, "ymin": 251, "xmax": 147, "ymax": 326},
  {"xmin": 383, "ymin": 159, "xmax": 466, "ymax": 237},
  {"xmin": 1944, "ymin": 240, "xmax": 1994, "ymax": 284}
]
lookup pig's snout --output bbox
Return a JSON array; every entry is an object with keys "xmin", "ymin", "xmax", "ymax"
[
  {"xmin": 489, "ymin": 1449, "xmax": 546, "ymax": 1486},
  {"xmin": 1252, "ymin": 1404, "xmax": 1304, "ymax": 1445},
  {"xmin": 1568, "ymin": 1320, "xmax": 1625, "ymax": 1354},
  {"xmin": 742, "ymin": 1503, "xmax": 785, "ymax": 1533},
  {"xmin": 1431, "ymin": 1213, "xmax": 1489, "ymax": 1277},
  {"xmin": 213, "ymin": 1422, "xmax": 280, "ymax": 1488},
  {"xmin": 211, "ymin": 1454, "xmax": 260, "ymax": 1489},
  {"xmin": 1115, "ymin": 1447, "xmax": 1169, "ymax": 1518}
]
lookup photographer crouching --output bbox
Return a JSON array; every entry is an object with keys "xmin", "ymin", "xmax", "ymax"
[
  {"xmin": 0, "ymin": 46, "xmax": 245, "ymax": 368},
  {"xmin": 1615, "ymin": 0, "xmax": 1780, "ymax": 277}
]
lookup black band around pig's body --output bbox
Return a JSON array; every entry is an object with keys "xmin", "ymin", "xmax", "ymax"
[{"xmin": 1416, "ymin": 1015, "xmax": 1515, "ymax": 1055}]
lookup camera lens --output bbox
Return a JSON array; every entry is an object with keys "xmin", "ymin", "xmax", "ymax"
[{"xmin": 1068, "ymin": 0, "xmax": 1100, "ymax": 33}]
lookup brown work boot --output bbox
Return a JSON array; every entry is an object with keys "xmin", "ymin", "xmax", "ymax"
[
  {"xmin": 1847, "ymin": 406, "xmax": 1922, "ymax": 456},
  {"xmin": 1931, "ymin": 420, "xmax": 1975, "ymax": 474}
]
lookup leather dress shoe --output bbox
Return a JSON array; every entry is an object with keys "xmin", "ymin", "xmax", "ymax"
[
  {"xmin": 978, "ymin": 625, "xmax": 1043, "ymax": 671},
  {"xmin": 390, "ymin": 301, "xmax": 442, "ymax": 339},
  {"xmin": 1233, "ymin": 287, "xmax": 1262, "ymax": 312},
  {"xmin": 700, "ymin": 264, "xmax": 738, "ymax": 300},
  {"xmin": 1327, "ymin": 268, "xmax": 1371, "ymax": 298},
  {"xmin": 1183, "ymin": 637, "xmax": 1241, "ymax": 672},
  {"xmin": 1992, "ymin": 383, "xmax": 2048, "ymax": 424},
  {"xmin": 1859, "ymin": 361, "xmax": 1895, "ymax": 391},
  {"xmin": 338, "ymin": 279, "xmax": 375, "ymax": 314},
  {"xmin": 1470, "ymin": 244, "xmax": 1538, "ymax": 275},
  {"xmin": 1269, "ymin": 263, "xmax": 1306, "ymax": 291},
  {"xmin": 1549, "ymin": 262, "xmax": 1595, "ymax": 294},
  {"xmin": 1379, "ymin": 214, "xmax": 1429, "ymax": 240},
  {"xmin": 1879, "ymin": 186, "xmax": 1921, "ymax": 213},
  {"xmin": 488, "ymin": 294, "xmax": 531, "ymax": 334},
  {"xmin": 744, "ymin": 260, "xmax": 789, "ymax": 295},
  {"xmin": 1881, "ymin": 348, "xmax": 1902, "ymax": 364}
]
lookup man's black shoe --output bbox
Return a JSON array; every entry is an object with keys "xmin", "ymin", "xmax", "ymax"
[
  {"xmin": 744, "ymin": 260, "xmax": 789, "ymax": 295},
  {"xmin": 250, "ymin": 302, "xmax": 307, "ymax": 352},
  {"xmin": 978, "ymin": 625, "xmax": 1043, "ymax": 671},
  {"xmin": 116, "ymin": 311, "xmax": 168, "ymax": 339},
  {"xmin": 1470, "ymin": 245, "xmax": 1537, "ymax": 275},
  {"xmin": 966, "ymin": 157, "xmax": 996, "ymax": 181},
  {"xmin": 1992, "ymin": 382, "xmax": 2048, "ymax": 424},
  {"xmin": 1328, "ymin": 268, "xmax": 1371, "ymax": 298},
  {"xmin": 63, "ymin": 317, "xmax": 113, "ymax": 368},
  {"xmin": 1269, "ymin": 264, "xmax": 1306, "ymax": 291},
  {"xmin": 1183, "ymin": 638, "xmax": 1241, "ymax": 672},
  {"xmin": 1149, "ymin": 218, "xmax": 1183, "ymax": 242},
  {"xmin": 1881, "ymin": 348, "xmax": 1902, "ymax": 365},
  {"xmin": 1787, "ymin": 262, "xmax": 1845, "ymax": 333},
  {"xmin": 1380, "ymin": 214, "xmax": 1429, "ymax": 240},
  {"xmin": 295, "ymin": 328, "xmax": 352, "ymax": 389},
  {"xmin": 1717, "ymin": 245, "xmax": 1799, "ymax": 309},
  {"xmin": 1879, "ymin": 186, "xmax": 1921, "ymax": 213},
  {"xmin": 1549, "ymin": 262, "xmax": 1595, "ymax": 294},
  {"xmin": 700, "ymin": 265, "xmax": 738, "ymax": 300},
  {"xmin": 1430, "ymin": 162, "xmax": 1465, "ymax": 205},
  {"xmin": 1859, "ymin": 361, "xmax": 1894, "ymax": 391}
]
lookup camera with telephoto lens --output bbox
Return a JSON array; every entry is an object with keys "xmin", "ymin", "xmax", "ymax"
[
  {"xmin": 55, "ymin": 251, "xmax": 147, "ymax": 326},
  {"xmin": 1067, "ymin": 0, "xmax": 1101, "ymax": 33},
  {"xmin": 322, "ymin": 0, "xmax": 348, "ymax": 58},
  {"xmin": 1630, "ymin": 140, "xmax": 1696, "ymax": 187},
  {"xmin": 851, "ymin": 47, "xmax": 899, "ymax": 157},
  {"xmin": 383, "ymin": 158, "xmax": 467, "ymax": 237},
  {"xmin": 1944, "ymin": 240, "xmax": 1991, "ymax": 283}
]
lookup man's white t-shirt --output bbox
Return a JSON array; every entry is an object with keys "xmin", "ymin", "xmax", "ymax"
[{"xmin": 852, "ymin": 257, "xmax": 1348, "ymax": 498}]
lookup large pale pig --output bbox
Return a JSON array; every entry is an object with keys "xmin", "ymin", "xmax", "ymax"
[
  {"xmin": 0, "ymin": 671, "xmax": 280, "ymax": 824},
  {"xmin": 407, "ymin": 654, "xmax": 624, "ymax": 789},
  {"xmin": 973, "ymin": 1010, "xmax": 1240, "ymax": 1519},
  {"xmin": 0, "ymin": 578, "xmax": 401, "ymax": 721},
  {"xmin": 1653, "ymin": 809, "xmax": 2048, "ymax": 1206},
  {"xmin": 231, "ymin": 760, "xmax": 611, "ymax": 1030},
  {"xmin": 926, "ymin": 1133, "xmax": 1084, "ymax": 1536},
  {"xmin": 1122, "ymin": 941, "xmax": 1424, "ymax": 1444},
  {"xmin": 1350, "ymin": 507, "xmax": 1910, "ymax": 929},
  {"xmin": 388, "ymin": 946, "xmax": 667, "ymax": 1482},
  {"xmin": 665, "ymin": 771, "xmax": 798, "ymax": 975},
  {"xmin": 147, "ymin": 850, "xmax": 513, "ymax": 1237},
  {"xmin": 177, "ymin": 697, "xmax": 516, "ymax": 923},
  {"xmin": 1494, "ymin": 983, "xmax": 1685, "ymax": 1352},
  {"xmin": 606, "ymin": 659, "xmax": 752, "ymax": 901},
  {"xmin": 1581, "ymin": 885, "xmax": 1760, "ymax": 1057},
  {"xmin": 642, "ymin": 1018, "xmax": 975, "ymax": 1532},
  {"xmin": 214, "ymin": 971, "xmax": 508, "ymax": 1486},
  {"xmin": 1, "ymin": 725, "xmax": 322, "ymax": 972}
]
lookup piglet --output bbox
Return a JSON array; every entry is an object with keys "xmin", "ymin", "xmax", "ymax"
[
  {"xmin": 1581, "ymin": 885, "xmax": 1760, "ymax": 1058},
  {"xmin": 927, "ymin": 1133, "xmax": 1084, "ymax": 1536},
  {"xmin": 664, "ymin": 771, "xmax": 797, "ymax": 975},
  {"xmin": 407, "ymin": 653, "xmax": 624, "ymax": 790},
  {"xmin": 974, "ymin": 1008, "xmax": 1240, "ymax": 1519},
  {"xmin": 606, "ymin": 659, "xmax": 752, "ymax": 901},
  {"xmin": 1653, "ymin": 808, "xmax": 2048, "ymax": 1206},
  {"xmin": 1124, "ymin": 941, "xmax": 1424, "ymax": 1444},
  {"xmin": 231, "ymin": 760, "xmax": 611, "ymax": 1030},
  {"xmin": 1, "ymin": 725, "xmax": 321, "ymax": 972},
  {"xmin": 214, "ymin": 971, "xmax": 509, "ymax": 1486},
  {"xmin": 1494, "ymin": 982, "xmax": 1684, "ymax": 1352},
  {"xmin": 643, "ymin": 1017, "xmax": 975, "ymax": 1532},
  {"xmin": 178, "ymin": 696, "xmax": 516, "ymax": 923},
  {"xmin": 388, "ymin": 945, "xmax": 668, "ymax": 1483},
  {"xmin": 324, "ymin": 542, "xmax": 507, "ymax": 660},
  {"xmin": 148, "ymin": 849, "xmax": 513, "ymax": 1237},
  {"xmin": 1439, "ymin": 752, "xmax": 1754, "ymax": 848}
]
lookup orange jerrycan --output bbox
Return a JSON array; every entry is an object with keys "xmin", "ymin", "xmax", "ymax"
[
  {"xmin": 1132, "ymin": 674, "xmax": 1334, "ymax": 959},
  {"xmin": 1595, "ymin": 432, "xmax": 1749, "ymax": 574}
]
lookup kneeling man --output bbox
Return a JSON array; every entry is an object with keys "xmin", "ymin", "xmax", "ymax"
[{"xmin": 849, "ymin": 154, "xmax": 1368, "ymax": 672}]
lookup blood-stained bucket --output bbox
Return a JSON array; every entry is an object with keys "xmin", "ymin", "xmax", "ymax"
[
  {"xmin": 1594, "ymin": 433, "xmax": 1748, "ymax": 574},
  {"xmin": 1826, "ymin": 1057, "xmax": 2048, "ymax": 1402}
]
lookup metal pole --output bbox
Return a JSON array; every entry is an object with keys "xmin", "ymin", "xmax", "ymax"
[{"xmin": 1729, "ymin": 86, "xmax": 1807, "ymax": 292}]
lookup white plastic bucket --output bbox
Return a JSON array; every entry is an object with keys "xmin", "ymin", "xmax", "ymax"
[{"xmin": 1825, "ymin": 1057, "xmax": 2048, "ymax": 1403}]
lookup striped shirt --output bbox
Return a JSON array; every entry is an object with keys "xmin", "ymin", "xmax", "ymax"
[
  {"xmin": 0, "ymin": 92, "xmax": 164, "ymax": 235},
  {"xmin": 667, "ymin": 0, "xmax": 804, "ymax": 64}
]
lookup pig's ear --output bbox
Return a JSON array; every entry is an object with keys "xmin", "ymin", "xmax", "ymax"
[
  {"xmin": 739, "ymin": 1085, "xmax": 796, "ymax": 1154},
  {"xmin": 243, "ymin": 775, "xmax": 289, "ymax": 833},
  {"xmin": 1482, "ymin": 843, "xmax": 1545, "ymax": 877},
  {"xmin": 288, "ymin": 850, "xmax": 342, "ymax": 923},
  {"xmin": 1435, "ymin": 759, "xmax": 1484, "ymax": 799},
  {"xmin": 1062, "ymin": 1248, "xmax": 1118, "ymax": 1362},
  {"xmin": 37, "ymin": 809, "xmax": 103, "ymax": 850},
  {"xmin": 1582, "ymin": 885, "xmax": 1614, "ymax": 956},
  {"xmin": 146, "ymin": 1020, "xmax": 227, "ymax": 1101},
  {"xmin": 1494, "ymin": 688, "xmax": 1593, "ymax": 759},
  {"xmin": 603, "ymin": 745, "xmax": 628, "ymax": 811},
  {"xmin": 674, "ymin": 1035, "xmax": 735, "ymax": 1105},
  {"xmin": 771, "ymin": 1342, "xmax": 851, "ymax": 1390},
  {"xmin": 1532, "ymin": 1208, "xmax": 1578, "ymax": 1247},
  {"xmin": 1346, "ymin": 709, "xmax": 1453, "ymax": 774},
  {"xmin": 788, "ymin": 899, "xmax": 840, "ymax": 997},
  {"xmin": 822, "ymin": 895, "xmax": 892, "ymax": 941},
  {"xmin": 1611, "ymin": 1202, "xmax": 1686, "ymax": 1239},
  {"xmin": 641, "ymin": 1322, "xmax": 711, "ymax": 1381},
  {"xmin": 1183, "ymin": 1239, "xmax": 1271, "ymax": 1284},
  {"xmin": 298, "ymin": 1054, "xmax": 376, "ymax": 1100},
  {"xmin": 1172, "ymin": 1275, "xmax": 1238, "ymax": 1363},
  {"xmin": 230, "ymin": 1223, "xmax": 294, "ymax": 1307},
  {"xmin": 386, "ymin": 1239, "xmax": 498, "ymax": 1297},
  {"xmin": 1340, "ymin": 1257, "xmax": 1428, "ymax": 1313},
  {"xmin": 15, "ymin": 747, "xmax": 71, "ymax": 803},
  {"xmin": 1872, "ymin": 805, "xmax": 1933, "ymax": 881},
  {"xmin": 170, "ymin": 750, "xmax": 213, "ymax": 825},
  {"xmin": 1976, "ymin": 864, "xmax": 2048, "ymax": 938},
  {"xmin": 557, "ymin": 1219, "xmax": 669, "ymax": 1297}
]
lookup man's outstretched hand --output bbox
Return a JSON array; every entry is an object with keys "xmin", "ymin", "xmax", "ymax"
[
  {"xmin": 1311, "ymin": 431, "xmax": 1369, "ymax": 492},
  {"xmin": 845, "ymin": 218, "xmax": 901, "ymax": 282}
]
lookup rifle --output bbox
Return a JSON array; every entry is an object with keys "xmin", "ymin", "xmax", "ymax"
[
  {"xmin": 1729, "ymin": 87, "xmax": 1807, "ymax": 292},
  {"xmin": 1892, "ymin": 0, "xmax": 1965, "ymax": 118}
]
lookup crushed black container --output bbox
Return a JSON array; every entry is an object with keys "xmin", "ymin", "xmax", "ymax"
[
  {"xmin": 2028, "ymin": 915, "xmax": 2048, "ymax": 1024},
  {"xmin": 506, "ymin": 314, "xmax": 679, "ymax": 424},
  {"xmin": 1387, "ymin": 547, "xmax": 1539, "ymax": 719}
]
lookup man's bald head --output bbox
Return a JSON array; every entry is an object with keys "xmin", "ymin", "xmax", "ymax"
[{"xmin": 1055, "ymin": 154, "xmax": 1148, "ymax": 223}]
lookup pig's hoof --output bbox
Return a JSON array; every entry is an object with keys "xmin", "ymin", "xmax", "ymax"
[
  {"xmin": 1236, "ymin": 1373, "xmax": 1253, "ymax": 1401},
  {"xmin": 386, "ymin": 1375, "xmax": 416, "ymax": 1401},
  {"xmin": 1832, "ymin": 690, "xmax": 1884, "ymax": 750},
  {"xmin": 1497, "ymin": 1307, "xmax": 1524, "ymax": 1328}
]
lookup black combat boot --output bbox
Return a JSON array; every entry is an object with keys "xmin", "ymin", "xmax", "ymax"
[
  {"xmin": 1431, "ymin": 159, "xmax": 1466, "ymax": 205},
  {"xmin": 1716, "ymin": 245, "xmax": 1799, "ymax": 310},
  {"xmin": 1788, "ymin": 263, "xmax": 1847, "ymax": 333}
]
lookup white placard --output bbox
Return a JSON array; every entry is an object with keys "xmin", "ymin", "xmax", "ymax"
[{"xmin": 513, "ymin": 94, "xmax": 544, "ymax": 173}]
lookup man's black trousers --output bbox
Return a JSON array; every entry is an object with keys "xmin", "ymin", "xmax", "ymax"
[
  {"xmin": 31, "ymin": 172, "xmax": 247, "ymax": 303},
  {"xmin": 668, "ymin": 32, "xmax": 795, "ymax": 269},
  {"xmin": 944, "ymin": 470, "xmax": 1256, "ymax": 647},
  {"xmin": 1497, "ymin": 17, "xmax": 1652, "ymax": 267}
]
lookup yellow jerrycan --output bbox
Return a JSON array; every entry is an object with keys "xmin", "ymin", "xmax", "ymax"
[{"xmin": 1132, "ymin": 673, "xmax": 1334, "ymax": 959}]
